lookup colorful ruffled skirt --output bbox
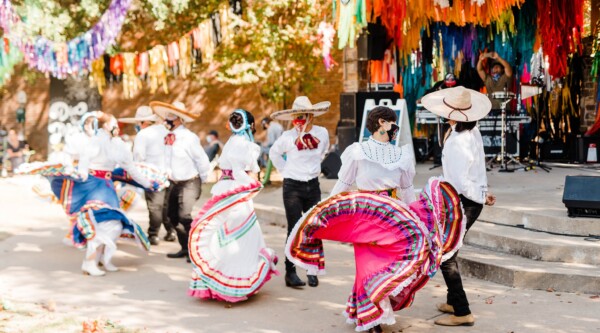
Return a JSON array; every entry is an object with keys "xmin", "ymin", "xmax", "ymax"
[
  {"xmin": 16, "ymin": 162, "xmax": 167, "ymax": 251},
  {"xmin": 188, "ymin": 181, "xmax": 279, "ymax": 303},
  {"xmin": 285, "ymin": 177, "xmax": 465, "ymax": 331}
]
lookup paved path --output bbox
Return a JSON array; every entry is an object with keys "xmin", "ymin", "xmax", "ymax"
[{"xmin": 1, "ymin": 169, "xmax": 599, "ymax": 332}]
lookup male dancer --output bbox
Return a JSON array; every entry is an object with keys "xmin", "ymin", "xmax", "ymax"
[
  {"xmin": 150, "ymin": 101, "xmax": 211, "ymax": 262},
  {"xmin": 119, "ymin": 106, "xmax": 175, "ymax": 245},
  {"xmin": 269, "ymin": 96, "xmax": 330, "ymax": 288}
]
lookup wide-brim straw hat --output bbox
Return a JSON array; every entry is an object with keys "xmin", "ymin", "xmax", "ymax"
[
  {"xmin": 270, "ymin": 96, "xmax": 331, "ymax": 121},
  {"xmin": 118, "ymin": 106, "xmax": 159, "ymax": 124},
  {"xmin": 149, "ymin": 101, "xmax": 199, "ymax": 123},
  {"xmin": 421, "ymin": 86, "xmax": 492, "ymax": 122}
]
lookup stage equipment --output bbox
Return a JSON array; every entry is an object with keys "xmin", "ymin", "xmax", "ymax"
[
  {"xmin": 562, "ymin": 176, "xmax": 600, "ymax": 218},
  {"xmin": 489, "ymin": 91, "xmax": 526, "ymax": 172}
]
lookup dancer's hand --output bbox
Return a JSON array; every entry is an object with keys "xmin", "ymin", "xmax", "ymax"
[{"xmin": 485, "ymin": 193, "xmax": 496, "ymax": 206}]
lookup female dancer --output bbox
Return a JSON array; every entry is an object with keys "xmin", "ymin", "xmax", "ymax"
[
  {"xmin": 286, "ymin": 106, "xmax": 466, "ymax": 332},
  {"xmin": 188, "ymin": 109, "xmax": 278, "ymax": 302},
  {"xmin": 18, "ymin": 112, "xmax": 162, "ymax": 276}
]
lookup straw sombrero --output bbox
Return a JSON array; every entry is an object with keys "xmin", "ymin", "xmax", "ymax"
[
  {"xmin": 270, "ymin": 96, "xmax": 331, "ymax": 121},
  {"xmin": 149, "ymin": 101, "xmax": 199, "ymax": 123},
  {"xmin": 421, "ymin": 86, "xmax": 491, "ymax": 122},
  {"xmin": 118, "ymin": 106, "xmax": 159, "ymax": 124}
]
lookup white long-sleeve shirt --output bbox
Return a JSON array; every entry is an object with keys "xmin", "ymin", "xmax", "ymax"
[
  {"xmin": 269, "ymin": 125, "xmax": 330, "ymax": 181},
  {"xmin": 78, "ymin": 129, "xmax": 151, "ymax": 188},
  {"xmin": 164, "ymin": 125, "xmax": 210, "ymax": 182},
  {"xmin": 330, "ymin": 137, "xmax": 416, "ymax": 203},
  {"xmin": 442, "ymin": 126, "xmax": 488, "ymax": 204},
  {"xmin": 133, "ymin": 124, "xmax": 168, "ymax": 171}
]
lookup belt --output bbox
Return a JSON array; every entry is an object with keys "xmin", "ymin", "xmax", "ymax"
[
  {"xmin": 220, "ymin": 169, "xmax": 234, "ymax": 181},
  {"xmin": 284, "ymin": 177, "xmax": 319, "ymax": 184},
  {"xmin": 359, "ymin": 188, "xmax": 398, "ymax": 199},
  {"xmin": 169, "ymin": 175, "xmax": 199, "ymax": 184},
  {"xmin": 89, "ymin": 170, "xmax": 112, "ymax": 180}
]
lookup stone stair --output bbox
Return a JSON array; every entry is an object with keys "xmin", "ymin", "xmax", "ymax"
[{"xmin": 456, "ymin": 221, "xmax": 600, "ymax": 294}]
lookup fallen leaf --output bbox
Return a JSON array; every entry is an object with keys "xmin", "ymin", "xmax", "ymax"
[
  {"xmin": 224, "ymin": 304, "xmax": 232, "ymax": 308},
  {"xmin": 511, "ymin": 301, "xmax": 517, "ymax": 304},
  {"xmin": 555, "ymin": 294, "xmax": 561, "ymax": 297},
  {"xmin": 42, "ymin": 300, "xmax": 56, "ymax": 312},
  {"xmin": 485, "ymin": 298, "xmax": 494, "ymax": 304},
  {"xmin": 435, "ymin": 285, "xmax": 441, "ymax": 288},
  {"xmin": 590, "ymin": 295, "xmax": 599, "ymax": 299},
  {"xmin": 546, "ymin": 288, "xmax": 555, "ymax": 292}
]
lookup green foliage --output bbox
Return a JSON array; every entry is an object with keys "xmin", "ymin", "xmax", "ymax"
[
  {"xmin": 214, "ymin": 0, "xmax": 327, "ymax": 108},
  {"xmin": 6, "ymin": 0, "xmax": 221, "ymax": 50}
]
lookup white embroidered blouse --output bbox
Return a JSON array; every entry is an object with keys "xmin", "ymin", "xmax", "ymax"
[{"xmin": 330, "ymin": 137, "xmax": 416, "ymax": 203}]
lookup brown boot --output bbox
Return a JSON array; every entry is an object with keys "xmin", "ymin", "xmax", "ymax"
[
  {"xmin": 436, "ymin": 303, "xmax": 455, "ymax": 314},
  {"xmin": 434, "ymin": 314, "xmax": 475, "ymax": 326}
]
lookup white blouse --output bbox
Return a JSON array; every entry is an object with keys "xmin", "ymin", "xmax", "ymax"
[
  {"xmin": 218, "ymin": 134, "xmax": 261, "ymax": 186},
  {"xmin": 330, "ymin": 137, "xmax": 416, "ymax": 203},
  {"xmin": 78, "ymin": 129, "xmax": 151, "ymax": 188},
  {"xmin": 442, "ymin": 126, "xmax": 488, "ymax": 204}
]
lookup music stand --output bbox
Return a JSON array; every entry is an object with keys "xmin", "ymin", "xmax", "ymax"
[
  {"xmin": 493, "ymin": 93, "xmax": 527, "ymax": 172},
  {"xmin": 521, "ymin": 84, "xmax": 551, "ymax": 172}
]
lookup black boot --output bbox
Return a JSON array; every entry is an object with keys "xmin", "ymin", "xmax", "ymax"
[
  {"xmin": 167, "ymin": 249, "xmax": 188, "ymax": 258},
  {"xmin": 307, "ymin": 275, "xmax": 318, "ymax": 287},
  {"xmin": 285, "ymin": 270, "xmax": 306, "ymax": 288}
]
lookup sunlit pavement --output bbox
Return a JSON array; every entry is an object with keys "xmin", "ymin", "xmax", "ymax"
[{"xmin": 1, "ymin": 167, "xmax": 599, "ymax": 333}]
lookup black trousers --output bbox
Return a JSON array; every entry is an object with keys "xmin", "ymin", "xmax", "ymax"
[
  {"xmin": 283, "ymin": 177, "xmax": 321, "ymax": 272},
  {"xmin": 166, "ymin": 177, "xmax": 202, "ymax": 252},
  {"xmin": 145, "ymin": 189, "xmax": 173, "ymax": 237},
  {"xmin": 440, "ymin": 194, "xmax": 483, "ymax": 316}
]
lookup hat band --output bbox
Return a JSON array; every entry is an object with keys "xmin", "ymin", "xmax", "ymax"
[{"xmin": 443, "ymin": 98, "xmax": 471, "ymax": 121}]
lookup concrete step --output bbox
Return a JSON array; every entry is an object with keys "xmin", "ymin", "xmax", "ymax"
[
  {"xmin": 478, "ymin": 205, "xmax": 600, "ymax": 237},
  {"xmin": 466, "ymin": 222, "xmax": 600, "ymax": 265},
  {"xmin": 457, "ymin": 245, "xmax": 600, "ymax": 294}
]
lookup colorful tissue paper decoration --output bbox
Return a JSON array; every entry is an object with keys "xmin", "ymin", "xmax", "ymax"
[
  {"xmin": 318, "ymin": 21, "xmax": 338, "ymax": 70},
  {"xmin": 0, "ymin": 0, "xmax": 132, "ymax": 78},
  {"xmin": 0, "ymin": 37, "xmax": 22, "ymax": 85}
]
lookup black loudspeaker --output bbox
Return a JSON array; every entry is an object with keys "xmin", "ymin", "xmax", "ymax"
[
  {"xmin": 413, "ymin": 138, "xmax": 429, "ymax": 162},
  {"xmin": 357, "ymin": 32, "xmax": 369, "ymax": 60},
  {"xmin": 321, "ymin": 152, "xmax": 342, "ymax": 179},
  {"xmin": 339, "ymin": 92, "xmax": 401, "ymax": 140},
  {"xmin": 542, "ymin": 140, "xmax": 566, "ymax": 161},
  {"xmin": 337, "ymin": 126, "xmax": 356, "ymax": 154},
  {"xmin": 562, "ymin": 175, "xmax": 600, "ymax": 217},
  {"xmin": 575, "ymin": 135, "xmax": 600, "ymax": 163},
  {"xmin": 340, "ymin": 93, "xmax": 357, "ymax": 125}
]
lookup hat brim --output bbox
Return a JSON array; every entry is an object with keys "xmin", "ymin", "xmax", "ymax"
[
  {"xmin": 149, "ymin": 101, "xmax": 199, "ymax": 123},
  {"xmin": 118, "ymin": 114, "xmax": 159, "ymax": 124},
  {"xmin": 421, "ymin": 88, "xmax": 492, "ymax": 122},
  {"xmin": 270, "ymin": 101, "xmax": 331, "ymax": 121}
]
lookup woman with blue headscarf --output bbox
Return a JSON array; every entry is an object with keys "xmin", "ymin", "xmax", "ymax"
[{"xmin": 188, "ymin": 109, "xmax": 279, "ymax": 302}]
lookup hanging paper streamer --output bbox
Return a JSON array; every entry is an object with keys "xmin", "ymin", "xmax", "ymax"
[
  {"xmin": 148, "ymin": 45, "xmax": 169, "ymax": 94},
  {"xmin": 89, "ymin": 58, "xmax": 106, "ymax": 95},
  {"xmin": 536, "ymin": 0, "xmax": 584, "ymax": 78},
  {"xmin": 318, "ymin": 21, "xmax": 338, "ymax": 70},
  {"xmin": 0, "ymin": 0, "xmax": 132, "ymax": 78},
  {"xmin": 0, "ymin": 37, "xmax": 22, "ymax": 86},
  {"xmin": 122, "ymin": 52, "xmax": 142, "ymax": 98}
]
